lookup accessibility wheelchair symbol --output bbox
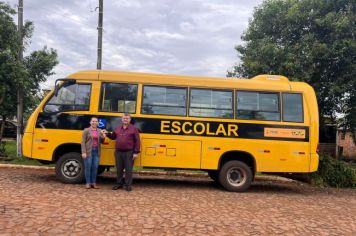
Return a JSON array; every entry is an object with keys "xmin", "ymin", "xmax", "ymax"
[{"xmin": 98, "ymin": 118, "xmax": 107, "ymax": 129}]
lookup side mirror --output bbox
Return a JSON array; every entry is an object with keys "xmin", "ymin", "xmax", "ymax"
[{"xmin": 54, "ymin": 84, "xmax": 59, "ymax": 97}]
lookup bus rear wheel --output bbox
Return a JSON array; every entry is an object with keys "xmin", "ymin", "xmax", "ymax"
[
  {"xmin": 55, "ymin": 152, "xmax": 84, "ymax": 184},
  {"xmin": 219, "ymin": 160, "xmax": 252, "ymax": 192}
]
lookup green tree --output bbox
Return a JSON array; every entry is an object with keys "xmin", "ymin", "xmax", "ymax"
[
  {"xmin": 0, "ymin": 2, "xmax": 58, "ymax": 152},
  {"xmin": 228, "ymin": 0, "xmax": 355, "ymax": 138}
]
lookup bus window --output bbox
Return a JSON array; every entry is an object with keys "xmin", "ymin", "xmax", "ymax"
[
  {"xmin": 282, "ymin": 93, "xmax": 303, "ymax": 122},
  {"xmin": 189, "ymin": 88, "xmax": 233, "ymax": 118},
  {"xmin": 44, "ymin": 83, "xmax": 91, "ymax": 113},
  {"xmin": 236, "ymin": 91, "xmax": 280, "ymax": 121},
  {"xmin": 99, "ymin": 83, "xmax": 137, "ymax": 113},
  {"xmin": 142, "ymin": 85, "xmax": 187, "ymax": 116}
]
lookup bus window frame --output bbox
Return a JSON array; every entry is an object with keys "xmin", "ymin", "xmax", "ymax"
[
  {"xmin": 43, "ymin": 82, "xmax": 92, "ymax": 114},
  {"xmin": 188, "ymin": 87, "xmax": 234, "ymax": 119},
  {"xmin": 235, "ymin": 90, "xmax": 281, "ymax": 122},
  {"xmin": 282, "ymin": 92, "xmax": 304, "ymax": 123},
  {"xmin": 98, "ymin": 81, "xmax": 139, "ymax": 114},
  {"xmin": 141, "ymin": 84, "xmax": 188, "ymax": 117}
]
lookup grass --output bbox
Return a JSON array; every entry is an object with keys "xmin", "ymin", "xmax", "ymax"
[
  {"xmin": 4, "ymin": 139, "xmax": 16, "ymax": 158},
  {"xmin": 0, "ymin": 140, "xmax": 45, "ymax": 166},
  {"xmin": 0, "ymin": 157, "xmax": 44, "ymax": 166}
]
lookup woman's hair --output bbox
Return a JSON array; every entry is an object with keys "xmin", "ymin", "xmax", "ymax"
[{"xmin": 90, "ymin": 116, "xmax": 98, "ymax": 121}]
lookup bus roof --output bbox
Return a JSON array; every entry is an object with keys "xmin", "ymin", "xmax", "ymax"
[{"xmin": 66, "ymin": 70, "xmax": 301, "ymax": 91}]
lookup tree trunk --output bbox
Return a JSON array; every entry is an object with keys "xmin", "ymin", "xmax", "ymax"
[
  {"xmin": 0, "ymin": 115, "xmax": 5, "ymax": 143},
  {"xmin": 0, "ymin": 87, "xmax": 5, "ymax": 106},
  {"xmin": 0, "ymin": 115, "xmax": 6, "ymax": 157}
]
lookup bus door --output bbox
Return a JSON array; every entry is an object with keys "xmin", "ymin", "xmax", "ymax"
[{"xmin": 97, "ymin": 82, "xmax": 140, "ymax": 165}]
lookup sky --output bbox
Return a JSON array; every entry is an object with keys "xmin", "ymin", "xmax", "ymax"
[{"xmin": 6, "ymin": 0, "xmax": 264, "ymax": 88}]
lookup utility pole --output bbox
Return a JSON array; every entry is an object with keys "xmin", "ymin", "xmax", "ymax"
[
  {"xmin": 16, "ymin": 0, "xmax": 23, "ymax": 158},
  {"xmin": 97, "ymin": 0, "xmax": 103, "ymax": 69}
]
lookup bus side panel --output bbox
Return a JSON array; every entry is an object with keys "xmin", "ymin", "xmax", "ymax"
[
  {"xmin": 201, "ymin": 138, "xmax": 310, "ymax": 172},
  {"xmin": 100, "ymin": 138, "xmax": 116, "ymax": 166},
  {"xmin": 140, "ymin": 137, "xmax": 201, "ymax": 169},
  {"xmin": 22, "ymin": 132, "xmax": 33, "ymax": 158},
  {"xmin": 32, "ymin": 128, "xmax": 117, "ymax": 165},
  {"xmin": 23, "ymin": 95, "xmax": 44, "ymax": 158},
  {"xmin": 200, "ymin": 139, "xmax": 226, "ymax": 169},
  {"xmin": 100, "ymin": 134, "xmax": 141, "ymax": 166},
  {"xmin": 200, "ymin": 138, "xmax": 256, "ymax": 170},
  {"xmin": 32, "ymin": 128, "xmax": 58, "ymax": 161},
  {"xmin": 32, "ymin": 129, "xmax": 81, "ymax": 161},
  {"xmin": 255, "ymin": 140, "xmax": 310, "ymax": 172}
]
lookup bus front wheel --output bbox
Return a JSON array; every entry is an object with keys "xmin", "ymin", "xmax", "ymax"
[
  {"xmin": 55, "ymin": 152, "xmax": 84, "ymax": 184},
  {"xmin": 219, "ymin": 160, "xmax": 252, "ymax": 192}
]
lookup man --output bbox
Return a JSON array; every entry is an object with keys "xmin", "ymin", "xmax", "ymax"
[{"xmin": 105, "ymin": 113, "xmax": 140, "ymax": 191}]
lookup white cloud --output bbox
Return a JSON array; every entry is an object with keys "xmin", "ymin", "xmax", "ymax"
[
  {"xmin": 144, "ymin": 30, "xmax": 186, "ymax": 40},
  {"xmin": 7, "ymin": 0, "xmax": 264, "ymax": 88}
]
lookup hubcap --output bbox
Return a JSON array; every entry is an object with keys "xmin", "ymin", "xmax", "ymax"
[
  {"xmin": 227, "ymin": 167, "xmax": 246, "ymax": 187},
  {"xmin": 62, "ymin": 159, "xmax": 81, "ymax": 179}
]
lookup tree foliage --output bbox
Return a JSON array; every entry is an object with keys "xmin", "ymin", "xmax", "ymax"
[
  {"xmin": 0, "ymin": 2, "xmax": 58, "ymax": 145},
  {"xmin": 228, "ymin": 0, "xmax": 355, "ymax": 137}
]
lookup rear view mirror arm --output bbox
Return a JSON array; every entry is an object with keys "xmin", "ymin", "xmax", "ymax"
[{"xmin": 54, "ymin": 78, "xmax": 76, "ymax": 96}]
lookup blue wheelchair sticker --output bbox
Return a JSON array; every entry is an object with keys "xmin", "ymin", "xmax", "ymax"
[{"xmin": 98, "ymin": 118, "xmax": 107, "ymax": 129}]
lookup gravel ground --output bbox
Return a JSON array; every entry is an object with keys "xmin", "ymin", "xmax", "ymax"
[{"xmin": 0, "ymin": 167, "xmax": 355, "ymax": 235}]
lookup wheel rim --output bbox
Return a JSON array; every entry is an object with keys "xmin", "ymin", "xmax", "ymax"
[
  {"xmin": 227, "ymin": 167, "xmax": 247, "ymax": 187},
  {"xmin": 61, "ymin": 159, "xmax": 81, "ymax": 179}
]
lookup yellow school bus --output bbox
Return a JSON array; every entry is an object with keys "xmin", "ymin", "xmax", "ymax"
[{"xmin": 22, "ymin": 70, "xmax": 319, "ymax": 191}]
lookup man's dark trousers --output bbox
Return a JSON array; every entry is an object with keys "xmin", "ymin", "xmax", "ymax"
[{"xmin": 115, "ymin": 150, "xmax": 134, "ymax": 186}]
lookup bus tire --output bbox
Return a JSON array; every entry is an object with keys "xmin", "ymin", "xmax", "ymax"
[
  {"xmin": 55, "ymin": 152, "xmax": 84, "ymax": 184},
  {"xmin": 207, "ymin": 170, "xmax": 219, "ymax": 182},
  {"xmin": 219, "ymin": 160, "xmax": 252, "ymax": 192}
]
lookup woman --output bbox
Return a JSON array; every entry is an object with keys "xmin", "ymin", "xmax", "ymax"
[{"xmin": 81, "ymin": 117, "xmax": 106, "ymax": 189}]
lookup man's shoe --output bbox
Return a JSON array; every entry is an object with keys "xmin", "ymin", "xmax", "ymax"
[
  {"xmin": 125, "ymin": 186, "xmax": 132, "ymax": 192},
  {"xmin": 112, "ymin": 185, "xmax": 123, "ymax": 190}
]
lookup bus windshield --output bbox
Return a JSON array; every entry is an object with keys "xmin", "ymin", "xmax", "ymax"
[{"xmin": 43, "ymin": 83, "xmax": 91, "ymax": 113}]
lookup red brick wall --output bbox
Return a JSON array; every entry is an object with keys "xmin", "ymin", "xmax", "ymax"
[
  {"xmin": 318, "ymin": 143, "xmax": 336, "ymax": 157},
  {"xmin": 336, "ymin": 131, "xmax": 356, "ymax": 159}
]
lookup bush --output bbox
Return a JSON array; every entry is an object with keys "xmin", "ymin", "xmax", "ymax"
[{"xmin": 311, "ymin": 155, "xmax": 356, "ymax": 188}]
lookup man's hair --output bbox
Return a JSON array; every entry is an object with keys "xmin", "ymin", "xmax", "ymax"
[
  {"xmin": 90, "ymin": 116, "xmax": 98, "ymax": 121},
  {"xmin": 123, "ymin": 113, "xmax": 131, "ymax": 117}
]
